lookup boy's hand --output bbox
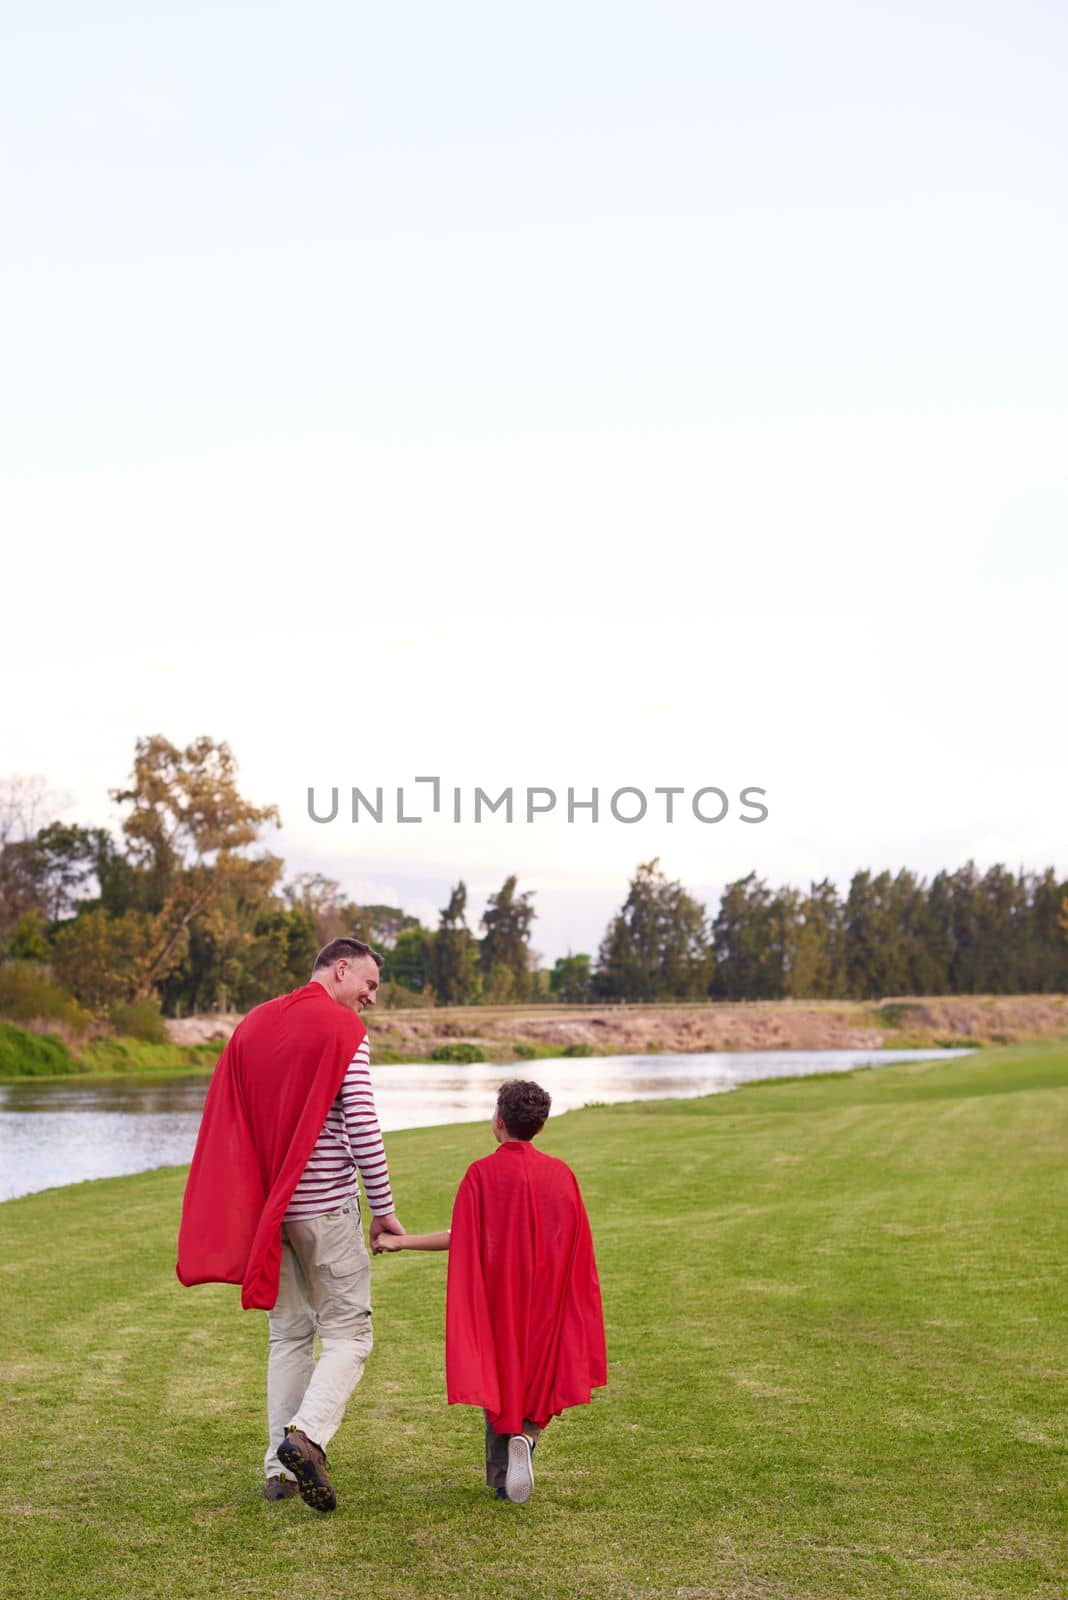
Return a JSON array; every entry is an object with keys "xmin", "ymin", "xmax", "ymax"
[
  {"xmin": 370, "ymin": 1212, "xmax": 406, "ymax": 1252},
  {"xmin": 375, "ymin": 1234, "xmax": 404, "ymax": 1253}
]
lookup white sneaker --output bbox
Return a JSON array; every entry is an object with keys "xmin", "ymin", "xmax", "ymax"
[{"xmin": 505, "ymin": 1434, "xmax": 535, "ymax": 1504}]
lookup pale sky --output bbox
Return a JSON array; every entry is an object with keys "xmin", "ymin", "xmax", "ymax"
[{"xmin": 2, "ymin": 3, "xmax": 1065, "ymax": 961}]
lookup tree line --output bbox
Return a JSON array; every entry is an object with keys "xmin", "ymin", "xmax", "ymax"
[
  {"xmin": 1, "ymin": 737, "xmax": 1065, "ymax": 1025},
  {"xmin": 0, "ymin": 739, "xmax": 543, "ymax": 1017},
  {"xmin": 593, "ymin": 858, "xmax": 1068, "ymax": 1002}
]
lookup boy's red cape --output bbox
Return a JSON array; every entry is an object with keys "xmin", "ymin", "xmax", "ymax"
[
  {"xmin": 445, "ymin": 1141, "xmax": 607, "ymax": 1433},
  {"xmin": 176, "ymin": 983, "xmax": 366, "ymax": 1310}
]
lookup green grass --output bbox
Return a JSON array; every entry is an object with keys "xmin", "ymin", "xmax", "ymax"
[
  {"xmin": 0, "ymin": 1025, "xmax": 560, "ymax": 1079},
  {"xmin": 74, "ymin": 1035, "xmax": 220, "ymax": 1075},
  {"xmin": 1, "ymin": 1043, "xmax": 1066, "ymax": 1598},
  {"xmin": 0, "ymin": 1020, "xmax": 222, "ymax": 1080},
  {"xmin": 0, "ymin": 1019, "xmax": 76, "ymax": 1076}
]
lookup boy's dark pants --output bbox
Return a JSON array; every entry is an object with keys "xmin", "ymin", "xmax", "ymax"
[{"xmin": 483, "ymin": 1411, "xmax": 544, "ymax": 1489}]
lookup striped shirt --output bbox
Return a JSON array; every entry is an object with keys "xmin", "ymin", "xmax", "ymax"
[{"xmin": 284, "ymin": 1038, "xmax": 395, "ymax": 1221}]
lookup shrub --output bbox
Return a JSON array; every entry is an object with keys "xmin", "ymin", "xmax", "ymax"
[
  {"xmin": 109, "ymin": 999, "xmax": 168, "ymax": 1044},
  {"xmin": 378, "ymin": 981, "xmax": 435, "ymax": 1010},
  {"xmin": 7, "ymin": 911, "xmax": 50, "ymax": 961},
  {"xmin": 562, "ymin": 1041, "xmax": 595, "ymax": 1057},
  {"xmin": 871, "ymin": 1002, "xmax": 924, "ymax": 1031},
  {"xmin": 367, "ymin": 1044, "xmax": 410, "ymax": 1064},
  {"xmin": 0, "ymin": 961, "xmax": 93, "ymax": 1034},
  {"xmin": 430, "ymin": 1042, "xmax": 486, "ymax": 1064},
  {"xmin": 512, "ymin": 1042, "xmax": 537, "ymax": 1060},
  {"xmin": 0, "ymin": 1020, "xmax": 76, "ymax": 1077}
]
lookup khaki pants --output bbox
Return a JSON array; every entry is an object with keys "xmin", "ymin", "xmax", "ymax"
[
  {"xmin": 483, "ymin": 1411, "xmax": 544, "ymax": 1490},
  {"xmin": 264, "ymin": 1203, "xmax": 373, "ymax": 1480}
]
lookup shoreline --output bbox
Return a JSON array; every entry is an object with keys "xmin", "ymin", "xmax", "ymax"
[
  {"xmin": 0, "ymin": 1043, "xmax": 981, "ymax": 1204},
  {"xmin": 1, "ymin": 992, "xmax": 1066, "ymax": 1082},
  {"xmin": 170, "ymin": 992, "xmax": 1068, "ymax": 1059}
]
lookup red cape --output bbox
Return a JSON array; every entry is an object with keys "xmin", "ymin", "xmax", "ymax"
[
  {"xmin": 445, "ymin": 1141, "xmax": 607, "ymax": 1433},
  {"xmin": 176, "ymin": 983, "xmax": 366, "ymax": 1310}
]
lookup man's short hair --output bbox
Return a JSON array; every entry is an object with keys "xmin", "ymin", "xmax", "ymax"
[
  {"xmin": 496, "ymin": 1079, "xmax": 551, "ymax": 1140},
  {"xmin": 312, "ymin": 936, "xmax": 384, "ymax": 973}
]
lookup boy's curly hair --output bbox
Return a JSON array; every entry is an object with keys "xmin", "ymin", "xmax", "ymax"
[{"xmin": 496, "ymin": 1079, "xmax": 551, "ymax": 1140}]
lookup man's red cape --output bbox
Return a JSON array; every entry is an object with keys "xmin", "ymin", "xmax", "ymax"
[
  {"xmin": 445, "ymin": 1141, "xmax": 607, "ymax": 1434},
  {"xmin": 176, "ymin": 983, "xmax": 366, "ymax": 1310}
]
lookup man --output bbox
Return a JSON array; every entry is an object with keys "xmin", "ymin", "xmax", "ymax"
[{"xmin": 177, "ymin": 937, "xmax": 404, "ymax": 1512}]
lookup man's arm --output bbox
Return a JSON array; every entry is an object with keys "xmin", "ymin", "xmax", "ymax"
[{"xmin": 337, "ymin": 1040, "xmax": 404, "ymax": 1245}]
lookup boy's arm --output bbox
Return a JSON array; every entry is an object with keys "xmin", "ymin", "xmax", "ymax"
[{"xmin": 375, "ymin": 1229, "xmax": 450, "ymax": 1253}]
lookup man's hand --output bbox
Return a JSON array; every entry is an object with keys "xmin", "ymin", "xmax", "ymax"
[{"xmin": 370, "ymin": 1213, "xmax": 405, "ymax": 1254}]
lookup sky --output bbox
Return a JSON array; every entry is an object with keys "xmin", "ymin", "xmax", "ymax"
[{"xmin": 2, "ymin": 2, "xmax": 1065, "ymax": 962}]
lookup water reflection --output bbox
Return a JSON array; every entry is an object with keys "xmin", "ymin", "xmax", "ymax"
[{"xmin": 0, "ymin": 1047, "xmax": 970, "ymax": 1203}]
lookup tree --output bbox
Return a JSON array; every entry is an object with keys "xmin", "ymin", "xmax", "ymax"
[
  {"xmin": 231, "ymin": 903, "xmax": 321, "ymax": 1010},
  {"xmin": 480, "ymin": 876, "xmax": 536, "ymax": 1001},
  {"xmin": 943, "ymin": 861, "xmax": 983, "ymax": 993},
  {"xmin": 885, "ymin": 869, "xmax": 942, "ymax": 995},
  {"xmin": 918, "ymin": 870, "xmax": 956, "ymax": 994},
  {"xmin": 550, "ymin": 953, "xmax": 592, "ymax": 1003},
  {"xmin": 787, "ymin": 879, "xmax": 844, "ymax": 998},
  {"xmin": 52, "ymin": 907, "xmax": 184, "ymax": 1012},
  {"xmin": 429, "ymin": 882, "xmax": 481, "ymax": 1004},
  {"xmin": 596, "ymin": 859, "xmax": 711, "ymax": 1001},
  {"xmin": 1031, "ymin": 871, "xmax": 1068, "ymax": 991},
  {"xmin": 388, "ymin": 927, "xmax": 432, "ymax": 993},
  {"xmin": 710, "ymin": 873, "xmax": 789, "ymax": 1000},
  {"xmin": 158, "ymin": 853, "xmax": 290, "ymax": 1013},
  {"xmin": 0, "ymin": 837, "xmax": 43, "ymax": 947},
  {"xmin": 25, "ymin": 822, "xmax": 108, "ymax": 922},
  {"xmin": 1, "ymin": 818, "xmax": 112, "ymax": 948},
  {"xmin": 482, "ymin": 961, "xmax": 520, "ymax": 1003},
  {"xmin": 972, "ymin": 865, "xmax": 1028, "ymax": 993},
  {"xmin": 283, "ymin": 879, "xmax": 421, "ymax": 959},
  {"xmin": 0, "ymin": 778, "xmax": 51, "ymax": 945},
  {"xmin": 285, "ymin": 874, "xmax": 346, "ymax": 944},
  {"xmin": 0, "ymin": 774, "xmax": 52, "ymax": 845},
  {"xmin": 114, "ymin": 734, "xmax": 279, "ymax": 890},
  {"xmin": 354, "ymin": 904, "xmax": 422, "ymax": 950},
  {"xmin": 109, "ymin": 735, "xmax": 282, "ymax": 1003},
  {"xmin": 763, "ymin": 887, "xmax": 803, "ymax": 999},
  {"xmin": 7, "ymin": 910, "xmax": 50, "ymax": 961},
  {"xmin": 841, "ymin": 870, "xmax": 912, "ymax": 998}
]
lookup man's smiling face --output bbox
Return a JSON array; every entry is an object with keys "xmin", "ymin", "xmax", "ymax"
[{"xmin": 334, "ymin": 956, "xmax": 380, "ymax": 1012}]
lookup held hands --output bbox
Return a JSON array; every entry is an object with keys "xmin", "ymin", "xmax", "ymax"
[
  {"xmin": 373, "ymin": 1228, "xmax": 450, "ymax": 1254},
  {"xmin": 370, "ymin": 1212, "xmax": 406, "ymax": 1254}
]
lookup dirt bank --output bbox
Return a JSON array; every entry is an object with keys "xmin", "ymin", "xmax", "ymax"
[{"xmin": 165, "ymin": 994, "xmax": 1068, "ymax": 1060}]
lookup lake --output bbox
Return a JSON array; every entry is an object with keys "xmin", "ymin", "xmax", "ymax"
[{"xmin": 0, "ymin": 1047, "xmax": 971, "ymax": 1203}]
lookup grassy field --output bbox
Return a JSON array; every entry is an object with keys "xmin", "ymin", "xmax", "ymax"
[{"xmin": 1, "ymin": 1043, "xmax": 1065, "ymax": 1599}]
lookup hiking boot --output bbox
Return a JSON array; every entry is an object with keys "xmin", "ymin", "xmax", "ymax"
[
  {"xmin": 264, "ymin": 1475, "xmax": 298, "ymax": 1502},
  {"xmin": 277, "ymin": 1428, "xmax": 337, "ymax": 1513},
  {"xmin": 505, "ymin": 1434, "xmax": 535, "ymax": 1504}
]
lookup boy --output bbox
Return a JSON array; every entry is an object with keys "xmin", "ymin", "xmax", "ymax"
[{"xmin": 377, "ymin": 1079, "xmax": 607, "ymax": 1502}]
